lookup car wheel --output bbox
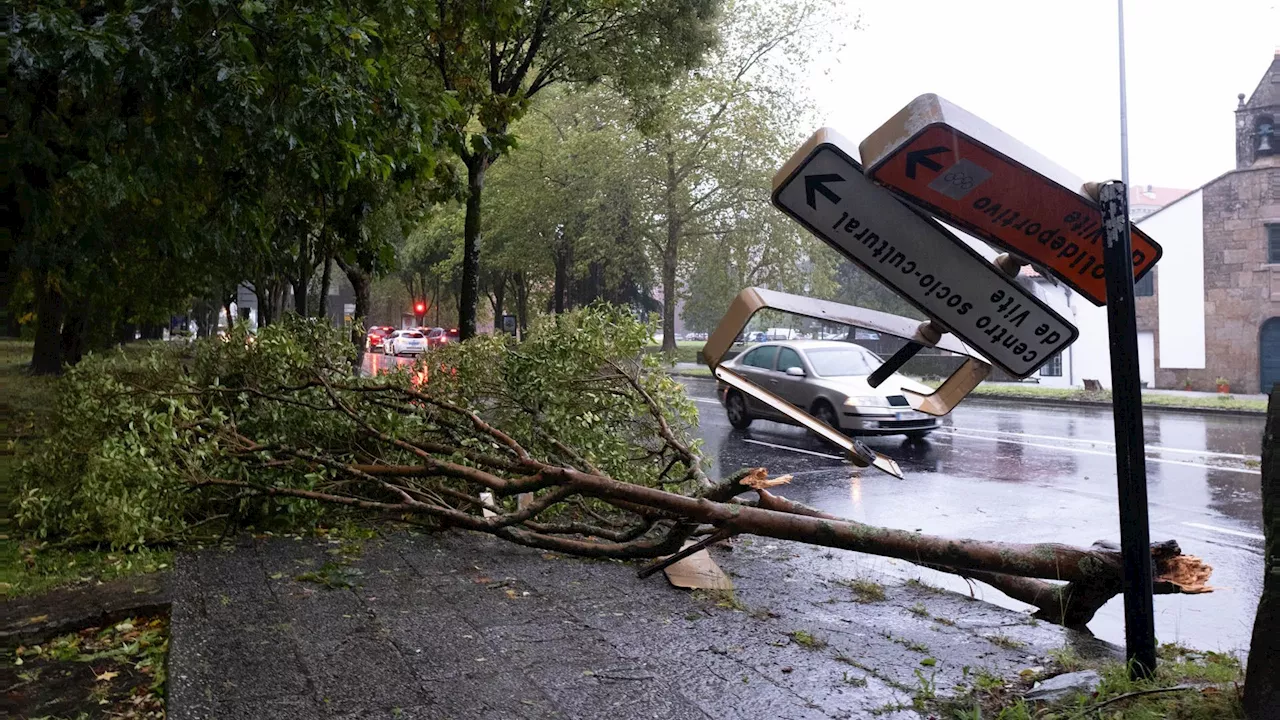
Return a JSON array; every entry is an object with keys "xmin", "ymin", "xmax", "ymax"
[
  {"xmin": 811, "ymin": 400, "xmax": 840, "ymax": 431},
  {"xmin": 725, "ymin": 392, "xmax": 753, "ymax": 430}
]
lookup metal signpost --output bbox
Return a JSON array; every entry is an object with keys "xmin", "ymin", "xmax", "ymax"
[
  {"xmin": 1098, "ymin": 181, "xmax": 1158, "ymax": 676},
  {"xmin": 854, "ymin": 97, "xmax": 1163, "ymax": 673},
  {"xmin": 859, "ymin": 94, "xmax": 1162, "ymax": 307},
  {"xmin": 771, "ymin": 129, "xmax": 1078, "ymax": 379}
]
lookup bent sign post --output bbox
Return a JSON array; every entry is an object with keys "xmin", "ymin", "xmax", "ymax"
[
  {"xmin": 859, "ymin": 94, "xmax": 1162, "ymax": 306},
  {"xmin": 772, "ymin": 128, "xmax": 1077, "ymax": 379}
]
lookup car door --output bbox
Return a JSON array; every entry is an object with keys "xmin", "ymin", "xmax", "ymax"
[
  {"xmin": 771, "ymin": 346, "xmax": 815, "ymax": 412},
  {"xmin": 735, "ymin": 346, "xmax": 779, "ymax": 416}
]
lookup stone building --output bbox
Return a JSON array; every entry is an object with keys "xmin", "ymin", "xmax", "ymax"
[{"xmin": 1130, "ymin": 51, "xmax": 1280, "ymax": 393}]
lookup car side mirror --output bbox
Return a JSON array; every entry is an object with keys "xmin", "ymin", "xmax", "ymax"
[{"xmin": 785, "ymin": 366, "xmax": 806, "ymax": 377}]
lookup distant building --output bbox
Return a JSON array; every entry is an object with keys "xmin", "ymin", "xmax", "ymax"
[
  {"xmin": 1128, "ymin": 185, "xmax": 1190, "ymax": 221},
  {"xmin": 1124, "ymin": 50, "xmax": 1280, "ymax": 393}
]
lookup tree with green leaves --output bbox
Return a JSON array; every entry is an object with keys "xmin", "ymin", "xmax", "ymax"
[
  {"xmin": 411, "ymin": 0, "xmax": 720, "ymax": 339},
  {"xmin": 628, "ymin": 0, "xmax": 840, "ymax": 350}
]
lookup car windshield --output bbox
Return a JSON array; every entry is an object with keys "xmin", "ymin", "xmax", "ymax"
[
  {"xmin": 402, "ymin": 332, "xmax": 424, "ymax": 339},
  {"xmin": 804, "ymin": 346, "xmax": 881, "ymax": 377}
]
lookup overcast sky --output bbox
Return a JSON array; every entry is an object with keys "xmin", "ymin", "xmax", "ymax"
[{"xmin": 807, "ymin": 0, "xmax": 1280, "ymax": 191}]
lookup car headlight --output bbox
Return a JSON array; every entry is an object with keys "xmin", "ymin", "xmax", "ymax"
[{"xmin": 844, "ymin": 396, "xmax": 889, "ymax": 407}]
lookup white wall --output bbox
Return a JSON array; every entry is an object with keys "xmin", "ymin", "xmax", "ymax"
[
  {"xmin": 1031, "ymin": 278, "xmax": 1074, "ymax": 387},
  {"xmin": 1138, "ymin": 331, "xmax": 1155, "ymax": 386},
  {"xmin": 1069, "ymin": 299, "xmax": 1112, "ymax": 388},
  {"xmin": 1138, "ymin": 190, "xmax": 1205, "ymax": 369}
]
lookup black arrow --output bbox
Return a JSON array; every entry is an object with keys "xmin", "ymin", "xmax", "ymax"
[
  {"xmin": 905, "ymin": 146, "xmax": 948, "ymax": 179},
  {"xmin": 804, "ymin": 174, "xmax": 844, "ymax": 209}
]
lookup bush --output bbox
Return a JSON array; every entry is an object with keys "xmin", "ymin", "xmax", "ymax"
[{"xmin": 14, "ymin": 307, "xmax": 699, "ymax": 549}]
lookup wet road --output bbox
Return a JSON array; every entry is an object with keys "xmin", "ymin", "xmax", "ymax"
[
  {"xmin": 682, "ymin": 376, "xmax": 1266, "ymax": 654},
  {"xmin": 362, "ymin": 352, "xmax": 1265, "ymax": 652}
]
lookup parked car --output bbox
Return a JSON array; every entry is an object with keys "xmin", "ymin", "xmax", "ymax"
[
  {"xmin": 366, "ymin": 326, "xmax": 396, "ymax": 352},
  {"xmin": 716, "ymin": 340, "xmax": 941, "ymax": 439},
  {"xmin": 385, "ymin": 329, "xmax": 427, "ymax": 356},
  {"xmin": 427, "ymin": 327, "xmax": 460, "ymax": 347}
]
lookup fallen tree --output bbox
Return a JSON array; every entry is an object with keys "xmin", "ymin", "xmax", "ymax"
[{"xmin": 16, "ymin": 307, "xmax": 1211, "ymax": 628}]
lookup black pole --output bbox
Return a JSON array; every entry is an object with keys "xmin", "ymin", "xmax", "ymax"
[{"xmin": 1099, "ymin": 180, "xmax": 1157, "ymax": 678}]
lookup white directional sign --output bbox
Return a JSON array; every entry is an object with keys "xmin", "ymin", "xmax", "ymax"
[{"xmin": 772, "ymin": 129, "xmax": 1078, "ymax": 378}]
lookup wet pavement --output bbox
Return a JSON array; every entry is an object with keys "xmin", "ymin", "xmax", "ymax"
[
  {"xmin": 169, "ymin": 533, "xmax": 1114, "ymax": 720},
  {"xmin": 359, "ymin": 352, "xmax": 1266, "ymax": 653},
  {"xmin": 681, "ymin": 376, "xmax": 1266, "ymax": 654}
]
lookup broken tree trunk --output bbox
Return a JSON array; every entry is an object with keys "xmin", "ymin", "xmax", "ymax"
[
  {"xmin": 1244, "ymin": 391, "xmax": 1279, "ymax": 720},
  {"xmin": 139, "ymin": 334, "xmax": 1211, "ymax": 632}
]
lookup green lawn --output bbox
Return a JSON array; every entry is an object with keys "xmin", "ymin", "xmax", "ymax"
[{"xmin": 965, "ymin": 382, "xmax": 1268, "ymax": 413}]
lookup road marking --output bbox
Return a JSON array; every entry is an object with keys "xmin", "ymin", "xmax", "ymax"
[
  {"xmin": 691, "ymin": 397, "xmax": 721, "ymax": 405},
  {"xmin": 742, "ymin": 438, "xmax": 845, "ymax": 460},
  {"xmin": 938, "ymin": 430, "xmax": 1261, "ymax": 476},
  {"xmin": 952, "ymin": 420, "xmax": 1259, "ymax": 458},
  {"xmin": 1182, "ymin": 522, "xmax": 1265, "ymax": 541}
]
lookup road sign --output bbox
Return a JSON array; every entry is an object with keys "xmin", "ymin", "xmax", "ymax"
[
  {"xmin": 772, "ymin": 128, "xmax": 1078, "ymax": 378},
  {"xmin": 859, "ymin": 94, "xmax": 1162, "ymax": 306}
]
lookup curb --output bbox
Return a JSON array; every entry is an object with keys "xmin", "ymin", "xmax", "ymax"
[
  {"xmin": 0, "ymin": 572, "xmax": 172, "ymax": 645},
  {"xmin": 964, "ymin": 393, "xmax": 1266, "ymax": 418}
]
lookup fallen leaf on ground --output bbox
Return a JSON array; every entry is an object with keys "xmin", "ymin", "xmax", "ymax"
[{"xmin": 96, "ymin": 670, "xmax": 120, "ymax": 682}]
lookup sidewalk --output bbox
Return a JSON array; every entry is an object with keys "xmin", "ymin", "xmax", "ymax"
[{"xmin": 168, "ymin": 531, "xmax": 1115, "ymax": 719}]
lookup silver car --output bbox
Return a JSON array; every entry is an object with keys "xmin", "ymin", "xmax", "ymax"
[{"xmin": 716, "ymin": 340, "xmax": 942, "ymax": 438}]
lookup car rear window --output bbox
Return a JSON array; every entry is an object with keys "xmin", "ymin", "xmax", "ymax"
[{"xmin": 403, "ymin": 332, "xmax": 424, "ymax": 339}]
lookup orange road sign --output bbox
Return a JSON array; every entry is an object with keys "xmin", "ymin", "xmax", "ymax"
[{"xmin": 860, "ymin": 94, "xmax": 1161, "ymax": 306}]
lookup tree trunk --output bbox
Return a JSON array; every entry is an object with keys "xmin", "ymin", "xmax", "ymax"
[
  {"xmin": 661, "ymin": 152, "xmax": 680, "ymax": 353},
  {"xmin": 488, "ymin": 273, "xmax": 507, "ymax": 327},
  {"xmin": 60, "ymin": 300, "xmax": 89, "ymax": 366},
  {"xmin": 514, "ymin": 271, "xmax": 529, "ymax": 339},
  {"xmin": 292, "ymin": 278, "xmax": 307, "ymax": 316},
  {"xmin": 1244, "ymin": 391, "xmax": 1280, "ymax": 719},
  {"xmin": 1, "ymin": 249, "xmax": 20, "ymax": 338},
  {"xmin": 459, "ymin": 153, "xmax": 490, "ymax": 340},
  {"xmin": 31, "ymin": 272, "xmax": 65, "ymax": 374},
  {"xmin": 318, "ymin": 255, "xmax": 332, "ymax": 319},
  {"xmin": 336, "ymin": 256, "xmax": 371, "ymax": 358},
  {"xmin": 553, "ymin": 243, "xmax": 571, "ymax": 315}
]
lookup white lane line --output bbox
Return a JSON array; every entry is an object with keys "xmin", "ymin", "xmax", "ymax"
[
  {"xmin": 938, "ymin": 430, "xmax": 1261, "ymax": 476},
  {"xmin": 949, "ymin": 425, "xmax": 1260, "ymax": 461},
  {"xmin": 1182, "ymin": 522, "xmax": 1265, "ymax": 541},
  {"xmin": 741, "ymin": 438, "xmax": 845, "ymax": 460},
  {"xmin": 691, "ymin": 397, "xmax": 721, "ymax": 405}
]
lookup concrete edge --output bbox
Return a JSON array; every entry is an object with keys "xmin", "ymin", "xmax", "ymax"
[
  {"xmin": 963, "ymin": 394, "xmax": 1266, "ymax": 417},
  {"xmin": 0, "ymin": 571, "xmax": 172, "ymax": 646}
]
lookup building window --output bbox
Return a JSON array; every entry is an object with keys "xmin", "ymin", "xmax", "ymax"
[
  {"xmin": 1269, "ymin": 224, "xmax": 1280, "ymax": 264},
  {"xmin": 1134, "ymin": 271, "xmax": 1154, "ymax": 297},
  {"xmin": 1040, "ymin": 353, "xmax": 1063, "ymax": 377}
]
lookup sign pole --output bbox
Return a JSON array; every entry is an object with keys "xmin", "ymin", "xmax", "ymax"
[{"xmin": 1099, "ymin": 180, "xmax": 1157, "ymax": 678}]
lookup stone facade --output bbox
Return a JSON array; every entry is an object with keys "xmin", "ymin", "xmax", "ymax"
[
  {"xmin": 1139, "ymin": 53, "xmax": 1280, "ymax": 393},
  {"xmin": 1157, "ymin": 167, "xmax": 1280, "ymax": 393}
]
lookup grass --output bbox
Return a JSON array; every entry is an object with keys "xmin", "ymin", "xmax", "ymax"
[
  {"xmin": 646, "ymin": 340, "xmax": 707, "ymax": 364},
  {"xmin": 788, "ymin": 629, "xmax": 827, "ymax": 649},
  {"xmin": 0, "ymin": 339, "xmax": 175, "ymax": 599},
  {"xmin": 836, "ymin": 576, "xmax": 887, "ymax": 602},
  {"xmin": 952, "ymin": 380, "xmax": 1269, "ymax": 413},
  {"xmin": 938, "ymin": 643, "xmax": 1245, "ymax": 720}
]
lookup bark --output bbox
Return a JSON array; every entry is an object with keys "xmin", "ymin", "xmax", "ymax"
[
  {"xmin": 552, "ymin": 240, "xmax": 571, "ymax": 314},
  {"xmin": 488, "ymin": 272, "xmax": 507, "ymax": 327},
  {"xmin": 660, "ymin": 151, "xmax": 680, "ymax": 353},
  {"xmin": 31, "ymin": 272, "xmax": 65, "ymax": 374},
  {"xmin": 318, "ymin": 255, "xmax": 332, "ymax": 319},
  {"xmin": 292, "ymin": 278, "xmax": 308, "ymax": 316},
  {"xmin": 459, "ymin": 153, "xmax": 490, "ymax": 340},
  {"xmin": 514, "ymin": 271, "xmax": 529, "ymax": 338},
  {"xmin": 336, "ymin": 255, "xmax": 371, "ymax": 357},
  {"xmin": 59, "ymin": 299, "xmax": 89, "ymax": 366},
  {"xmin": 1244, "ymin": 391, "xmax": 1280, "ymax": 719}
]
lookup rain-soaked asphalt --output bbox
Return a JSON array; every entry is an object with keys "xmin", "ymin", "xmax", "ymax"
[{"xmin": 362, "ymin": 352, "xmax": 1266, "ymax": 653}]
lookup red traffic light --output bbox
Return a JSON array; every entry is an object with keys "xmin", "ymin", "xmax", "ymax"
[{"xmin": 414, "ymin": 301, "xmax": 426, "ymax": 314}]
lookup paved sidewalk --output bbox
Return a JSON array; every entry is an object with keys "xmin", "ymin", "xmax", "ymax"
[{"xmin": 169, "ymin": 532, "xmax": 1115, "ymax": 719}]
